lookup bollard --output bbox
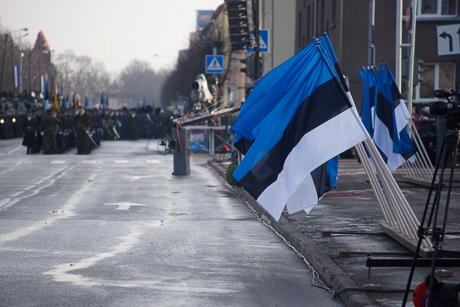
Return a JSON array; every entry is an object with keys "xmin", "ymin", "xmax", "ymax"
[{"xmin": 173, "ymin": 128, "xmax": 190, "ymax": 175}]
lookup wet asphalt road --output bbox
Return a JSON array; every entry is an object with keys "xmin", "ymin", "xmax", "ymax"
[{"xmin": 0, "ymin": 138, "xmax": 344, "ymax": 307}]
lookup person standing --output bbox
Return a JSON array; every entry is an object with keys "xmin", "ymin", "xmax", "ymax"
[
  {"xmin": 22, "ymin": 109, "xmax": 37, "ymax": 154},
  {"xmin": 75, "ymin": 106, "xmax": 93, "ymax": 154},
  {"xmin": 127, "ymin": 108, "xmax": 140, "ymax": 140},
  {"xmin": 40, "ymin": 108, "xmax": 60, "ymax": 154}
]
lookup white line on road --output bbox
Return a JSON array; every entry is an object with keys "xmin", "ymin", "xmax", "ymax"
[
  {"xmin": 146, "ymin": 160, "xmax": 160, "ymax": 164},
  {"xmin": 50, "ymin": 160, "xmax": 66, "ymax": 164},
  {"xmin": 9, "ymin": 191, "xmax": 24, "ymax": 197},
  {"xmin": 8, "ymin": 146, "xmax": 22, "ymax": 155},
  {"xmin": 0, "ymin": 166, "xmax": 81, "ymax": 242},
  {"xmin": 104, "ymin": 202, "xmax": 146, "ymax": 210}
]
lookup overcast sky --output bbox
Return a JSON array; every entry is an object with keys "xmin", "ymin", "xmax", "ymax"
[{"xmin": 0, "ymin": 0, "xmax": 224, "ymax": 76}]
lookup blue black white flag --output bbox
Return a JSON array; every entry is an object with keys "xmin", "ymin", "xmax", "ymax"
[
  {"xmin": 14, "ymin": 66, "xmax": 21, "ymax": 88},
  {"xmin": 43, "ymin": 76, "xmax": 49, "ymax": 115},
  {"xmin": 231, "ymin": 35, "xmax": 369, "ymax": 221},
  {"xmin": 360, "ymin": 64, "xmax": 415, "ymax": 172},
  {"xmin": 232, "ymin": 42, "xmax": 316, "ymax": 154}
]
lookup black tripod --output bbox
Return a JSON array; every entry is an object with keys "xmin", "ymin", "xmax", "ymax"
[{"xmin": 402, "ymin": 129, "xmax": 460, "ymax": 307}]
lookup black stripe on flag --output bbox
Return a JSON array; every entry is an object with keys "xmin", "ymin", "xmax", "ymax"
[{"xmin": 239, "ymin": 78, "xmax": 350, "ymax": 199}]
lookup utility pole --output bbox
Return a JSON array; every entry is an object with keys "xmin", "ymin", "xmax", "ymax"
[
  {"xmin": 252, "ymin": 0, "xmax": 260, "ymax": 79},
  {"xmin": 406, "ymin": 0, "xmax": 418, "ymax": 115},
  {"xmin": 368, "ymin": 0, "xmax": 375, "ymax": 66}
]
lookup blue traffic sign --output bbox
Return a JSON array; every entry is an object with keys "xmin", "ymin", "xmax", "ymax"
[
  {"xmin": 205, "ymin": 55, "xmax": 224, "ymax": 74},
  {"xmin": 247, "ymin": 29, "xmax": 269, "ymax": 53}
]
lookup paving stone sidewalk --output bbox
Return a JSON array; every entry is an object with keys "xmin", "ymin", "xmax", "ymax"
[{"xmin": 207, "ymin": 158, "xmax": 460, "ymax": 307}]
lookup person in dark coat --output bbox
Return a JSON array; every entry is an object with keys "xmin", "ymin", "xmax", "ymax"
[
  {"xmin": 127, "ymin": 108, "xmax": 140, "ymax": 140},
  {"xmin": 22, "ymin": 109, "xmax": 37, "ymax": 154},
  {"xmin": 75, "ymin": 106, "xmax": 93, "ymax": 154}
]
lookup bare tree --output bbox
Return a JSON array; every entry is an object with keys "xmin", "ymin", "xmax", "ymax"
[
  {"xmin": 115, "ymin": 60, "xmax": 166, "ymax": 109},
  {"xmin": 160, "ymin": 21, "xmax": 225, "ymax": 110}
]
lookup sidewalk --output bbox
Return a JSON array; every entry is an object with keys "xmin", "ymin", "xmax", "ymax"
[{"xmin": 207, "ymin": 158, "xmax": 460, "ymax": 307}]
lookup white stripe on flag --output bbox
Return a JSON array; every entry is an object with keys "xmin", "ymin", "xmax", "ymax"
[
  {"xmin": 257, "ymin": 107, "xmax": 368, "ymax": 220},
  {"xmin": 373, "ymin": 117, "xmax": 405, "ymax": 172}
]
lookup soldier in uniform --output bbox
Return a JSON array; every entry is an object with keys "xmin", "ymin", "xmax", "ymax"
[
  {"xmin": 40, "ymin": 108, "xmax": 60, "ymax": 154},
  {"xmin": 22, "ymin": 109, "xmax": 37, "ymax": 154},
  {"xmin": 75, "ymin": 106, "xmax": 93, "ymax": 154}
]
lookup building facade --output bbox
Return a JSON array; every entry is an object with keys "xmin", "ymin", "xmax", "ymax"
[{"xmin": 294, "ymin": 0, "xmax": 459, "ymax": 110}]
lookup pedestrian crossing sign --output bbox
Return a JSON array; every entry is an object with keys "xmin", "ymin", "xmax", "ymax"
[
  {"xmin": 247, "ymin": 29, "xmax": 269, "ymax": 53},
  {"xmin": 205, "ymin": 55, "xmax": 224, "ymax": 74}
]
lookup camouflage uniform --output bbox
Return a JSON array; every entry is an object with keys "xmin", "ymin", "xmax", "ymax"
[{"xmin": 40, "ymin": 109, "xmax": 60, "ymax": 154}]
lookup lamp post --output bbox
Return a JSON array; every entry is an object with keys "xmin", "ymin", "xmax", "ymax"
[{"xmin": 20, "ymin": 52, "xmax": 24, "ymax": 94}]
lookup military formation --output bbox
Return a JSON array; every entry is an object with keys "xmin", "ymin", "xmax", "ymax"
[{"xmin": 21, "ymin": 105, "xmax": 173, "ymax": 155}]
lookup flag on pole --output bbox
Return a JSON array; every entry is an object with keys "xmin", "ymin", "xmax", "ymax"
[
  {"xmin": 14, "ymin": 66, "xmax": 21, "ymax": 88},
  {"xmin": 43, "ymin": 76, "xmax": 49, "ymax": 115},
  {"xmin": 360, "ymin": 64, "xmax": 415, "ymax": 172},
  {"xmin": 232, "ymin": 42, "xmax": 316, "ymax": 154},
  {"xmin": 100, "ymin": 91, "xmax": 105, "ymax": 110},
  {"xmin": 231, "ymin": 35, "xmax": 369, "ymax": 221},
  {"xmin": 52, "ymin": 84, "xmax": 59, "ymax": 111},
  {"xmin": 84, "ymin": 96, "xmax": 89, "ymax": 108}
]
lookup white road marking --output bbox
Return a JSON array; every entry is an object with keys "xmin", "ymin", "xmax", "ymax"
[{"xmin": 104, "ymin": 202, "xmax": 146, "ymax": 210}]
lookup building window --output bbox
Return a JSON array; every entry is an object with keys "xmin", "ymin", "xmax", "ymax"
[
  {"xmin": 419, "ymin": 0, "xmax": 458, "ymax": 16},
  {"xmin": 416, "ymin": 62, "xmax": 456, "ymax": 100}
]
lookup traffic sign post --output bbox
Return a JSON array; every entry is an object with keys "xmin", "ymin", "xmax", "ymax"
[
  {"xmin": 205, "ymin": 55, "xmax": 224, "ymax": 74},
  {"xmin": 437, "ymin": 24, "xmax": 460, "ymax": 56}
]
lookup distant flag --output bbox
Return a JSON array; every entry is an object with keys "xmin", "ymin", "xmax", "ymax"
[
  {"xmin": 360, "ymin": 64, "xmax": 415, "ymax": 172},
  {"xmin": 41, "ymin": 76, "xmax": 45, "ymax": 93},
  {"xmin": 106, "ymin": 90, "xmax": 109, "ymax": 107},
  {"xmin": 14, "ymin": 66, "xmax": 21, "ymax": 88},
  {"xmin": 52, "ymin": 84, "xmax": 59, "ymax": 111},
  {"xmin": 143, "ymin": 96, "xmax": 146, "ymax": 108},
  {"xmin": 84, "ymin": 96, "xmax": 89, "ymax": 108},
  {"xmin": 100, "ymin": 91, "xmax": 105, "ymax": 110},
  {"xmin": 43, "ymin": 76, "xmax": 49, "ymax": 115},
  {"xmin": 231, "ymin": 35, "xmax": 369, "ymax": 221}
]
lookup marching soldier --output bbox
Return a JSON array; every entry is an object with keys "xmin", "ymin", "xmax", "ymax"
[{"xmin": 22, "ymin": 109, "xmax": 37, "ymax": 154}]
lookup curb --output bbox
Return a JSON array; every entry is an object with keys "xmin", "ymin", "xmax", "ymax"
[{"xmin": 208, "ymin": 159, "xmax": 378, "ymax": 307}]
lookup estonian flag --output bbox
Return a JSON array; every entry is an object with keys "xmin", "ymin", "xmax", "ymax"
[
  {"xmin": 232, "ymin": 42, "xmax": 316, "ymax": 154},
  {"xmin": 231, "ymin": 35, "xmax": 369, "ymax": 221},
  {"xmin": 43, "ymin": 77, "xmax": 49, "ymax": 115},
  {"xmin": 368, "ymin": 64, "xmax": 415, "ymax": 172}
]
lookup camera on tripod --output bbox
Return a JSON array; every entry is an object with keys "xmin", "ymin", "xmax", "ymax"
[
  {"xmin": 429, "ymin": 88, "xmax": 460, "ymax": 119},
  {"xmin": 190, "ymin": 74, "xmax": 213, "ymax": 112}
]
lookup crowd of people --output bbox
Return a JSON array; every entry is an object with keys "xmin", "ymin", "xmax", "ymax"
[{"xmin": 22, "ymin": 105, "xmax": 174, "ymax": 155}]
